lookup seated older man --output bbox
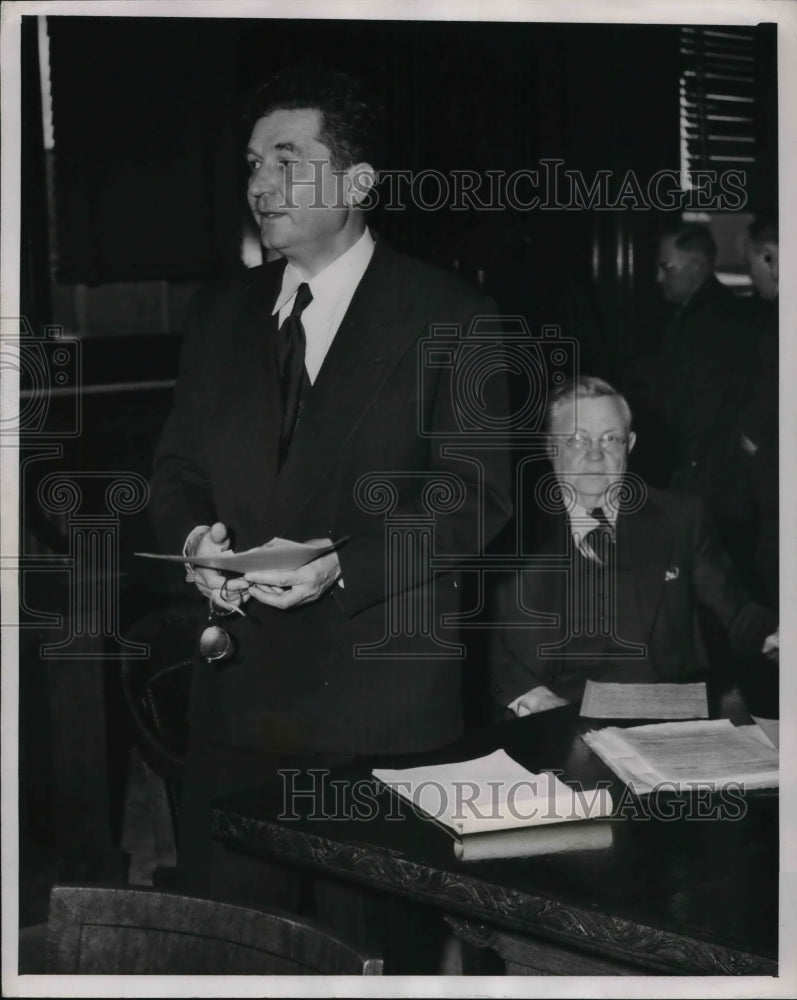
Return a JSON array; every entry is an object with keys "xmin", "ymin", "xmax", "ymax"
[{"xmin": 489, "ymin": 376, "xmax": 778, "ymax": 716}]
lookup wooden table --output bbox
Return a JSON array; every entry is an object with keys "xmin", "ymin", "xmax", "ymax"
[{"xmin": 211, "ymin": 678, "xmax": 778, "ymax": 975}]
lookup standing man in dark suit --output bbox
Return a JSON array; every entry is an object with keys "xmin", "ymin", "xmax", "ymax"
[
  {"xmin": 149, "ymin": 65, "xmax": 513, "ymax": 932},
  {"xmin": 489, "ymin": 376, "xmax": 777, "ymax": 717}
]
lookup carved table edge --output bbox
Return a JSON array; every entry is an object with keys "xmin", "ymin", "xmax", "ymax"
[{"xmin": 211, "ymin": 808, "xmax": 777, "ymax": 977}]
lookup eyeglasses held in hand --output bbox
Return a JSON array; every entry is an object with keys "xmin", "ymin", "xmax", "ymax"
[{"xmin": 198, "ymin": 580, "xmax": 246, "ymax": 663}]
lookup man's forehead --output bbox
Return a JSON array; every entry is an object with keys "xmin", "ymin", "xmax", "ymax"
[
  {"xmin": 746, "ymin": 237, "xmax": 776, "ymax": 257},
  {"xmin": 551, "ymin": 395, "xmax": 627, "ymax": 430},
  {"xmin": 249, "ymin": 107, "xmax": 323, "ymax": 145},
  {"xmin": 658, "ymin": 236, "xmax": 686, "ymax": 261}
]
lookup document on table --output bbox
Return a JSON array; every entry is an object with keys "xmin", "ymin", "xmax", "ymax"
[
  {"xmin": 582, "ymin": 718, "xmax": 779, "ymax": 794},
  {"xmin": 373, "ymin": 749, "xmax": 613, "ymax": 838},
  {"xmin": 579, "ymin": 681, "xmax": 709, "ymax": 720},
  {"xmin": 135, "ymin": 536, "xmax": 346, "ymax": 574},
  {"xmin": 751, "ymin": 716, "xmax": 779, "ymax": 749}
]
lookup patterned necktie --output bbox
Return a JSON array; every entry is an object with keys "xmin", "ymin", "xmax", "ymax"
[
  {"xmin": 276, "ymin": 282, "xmax": 313, "ymax": 465},
  {"xmin": 580, "ymin": 507, "xmax": 615, "ymax": 565}
]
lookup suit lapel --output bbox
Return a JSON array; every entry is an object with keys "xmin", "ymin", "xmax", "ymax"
[
  {"xmin": 267, "ymin": 242, "xmax": 420, "ymax": 532},
  {"xmin": 616, "ymin": 491, "xmax": 672, "ymax": 643},
  {"xmin": 508, "ymin": 509, "xmax": 569, "ymax": 663},
  {"xmin": 504, "ymin": 491, "xmax": 674, "ymax": 666},
  {"xmin": 230, "ymin": 260, "xmax": 285, "ymax": 535}
]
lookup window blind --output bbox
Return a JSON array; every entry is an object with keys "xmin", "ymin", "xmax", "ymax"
[{"xmin": 680, "ymin": 26, "xmax": 757, "ymax": 185}]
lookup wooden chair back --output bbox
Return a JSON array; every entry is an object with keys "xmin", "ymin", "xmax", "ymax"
[
  {"xmin": 121, "ymin": 604, "xmax": 197, "ymax": 779},
  {"xmin": 120, "ymin": 603, "xmax": 198, "ymax": 840},
  {"xmin": 45, "ymin": 885, "xmax": 383, "ymax": 975}
]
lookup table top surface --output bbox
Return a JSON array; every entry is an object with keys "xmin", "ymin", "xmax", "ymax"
[{"xmin": 212, "ymin": 676, "xmax": 778, "ymax": 975}]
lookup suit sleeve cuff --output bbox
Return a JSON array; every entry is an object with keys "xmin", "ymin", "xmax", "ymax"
[{"xmin": 508, "ymin": 685, "xmax": 570, "ymax": 716}]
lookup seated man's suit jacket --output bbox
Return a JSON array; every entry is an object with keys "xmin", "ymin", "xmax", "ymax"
[
  {"xmin": 150, "ymin": 239, "xmax": 513, "ymax": 756},
  {"xmin": 489, "ymin": 485, "xmax": 776, "ymax": 709}
]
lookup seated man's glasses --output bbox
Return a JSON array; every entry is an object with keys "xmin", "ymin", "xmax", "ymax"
[{"xmin": 560, "ymin": 431, "xmax": 627, "ymax": 454}]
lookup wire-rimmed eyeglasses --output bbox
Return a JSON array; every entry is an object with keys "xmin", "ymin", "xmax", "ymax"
[{"xmin": 560, "ymin": 431, "xmax": 628, "ymax": 454}]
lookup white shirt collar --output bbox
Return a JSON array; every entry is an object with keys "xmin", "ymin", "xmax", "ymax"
[
  {"xmin": 567, "ymin": 499, "xmax": 619, "ymax": 533},
  {"xmin": 272, "ymin": 228, "xmax": 375, "ymax": 316},
  {"xmin": 577, "ymin": 500, "xmax": 617, "ymax": 519}
]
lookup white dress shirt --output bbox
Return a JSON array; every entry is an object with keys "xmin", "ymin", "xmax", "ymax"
[
  {"xmin": 184, "ymin": 230, "xmax": 375, "ymax": 583},
  {"xmin": 271, "ymin": 227, "xmax": 375, "ymax": 384},
  {"xmin": 567, "ymin": 500, "xmax": 618, "ymax": 554}
]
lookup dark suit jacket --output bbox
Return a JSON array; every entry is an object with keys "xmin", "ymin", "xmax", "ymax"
[
  {"xmin": 650, "ymin": 276, "xmax": 758, "ymax": 522},
  {"xmin": 738, "ymin": 298, "xmax": 779, "ymax": 604},
  {"xmin": 489, "ymin": 486, "xmax": 776, "ymax": 709},
  {"xmin": 150, "ymin": 239, "xmax": 513, "ymax": 755}
]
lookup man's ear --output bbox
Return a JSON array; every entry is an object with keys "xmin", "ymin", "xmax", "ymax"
[
  {"xmin": 344, "ymin": 162, "xmax": 377, "ymax": 208},
  {"xmin": 765, "ymin": 244, "xmax": 779, "ymax": 284},
  {"xmin": 627, "ymin": 431, "xmax": 637, "ymax": 454}
]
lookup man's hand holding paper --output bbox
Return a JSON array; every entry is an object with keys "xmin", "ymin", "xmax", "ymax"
[
  {"xmin": 181, "ymin": 529, "xmax": 343, "ymax": 610},
  {"xmin": 186, "ymin": 521, "xmax": 251, "ymax": 610},
  {"xmin": 245, "ymin": 539, "xmax": 341, "ymax": 609}
]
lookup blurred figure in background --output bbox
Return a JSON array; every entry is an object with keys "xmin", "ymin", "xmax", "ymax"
[
  {"xmin": 738, "ymin": 216, "xmax": 779, "ymax": 605},
  {"xmin": 639, "ymin": 223, "xmax": 758, "ymax": 578}
]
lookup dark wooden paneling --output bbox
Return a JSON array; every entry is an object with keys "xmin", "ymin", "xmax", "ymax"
[{"xmin": 48, "ymin": 17, "xmax": 240, "ymax": 282}]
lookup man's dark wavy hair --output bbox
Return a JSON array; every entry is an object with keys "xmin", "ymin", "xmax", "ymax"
[{"xmin": 242, "ymin": 63, "xmax": 385, "ymax": 172}]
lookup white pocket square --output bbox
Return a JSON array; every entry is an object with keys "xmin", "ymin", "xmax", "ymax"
[{"xmin": 665, "ymin": 567, "xmax": 680, "ymax": 581}]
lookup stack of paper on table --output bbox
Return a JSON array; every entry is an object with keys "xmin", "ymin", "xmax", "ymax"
[
  {"xmin": 372, "ymin": 749, "xmax": 613, "ymax": 839},
  {"xmin": 582, "ymin": 719, "xmax": 778, "ymax": 794},
  {"xmin": 579, "ymin": 680, "xmax": 709, "ymax": 719}
]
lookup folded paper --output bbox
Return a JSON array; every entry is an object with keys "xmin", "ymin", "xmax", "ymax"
[
  {"xmin": 136, "ymin": 536, "xmax": 346, "ymax": 574},
  {"xmin": 373, "ymin": 749, "xmax": 613, "ymax": 838}
]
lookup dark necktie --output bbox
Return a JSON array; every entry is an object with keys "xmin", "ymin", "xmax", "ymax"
[
  {"xmin": 581, "ymin": 507, "xmax": 615, "ymax": 565},
  {"xmin": 276, "ymin": 282, "xmax": 312, "ymax": 465}
]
